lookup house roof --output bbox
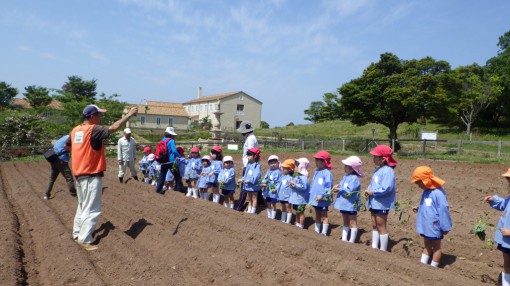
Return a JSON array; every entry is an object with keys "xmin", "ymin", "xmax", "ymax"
[
  {"xmin": 129, "ymin": 101, "xmax": 189, "ymax": 117},
  {"xmin": 12, "ymin": 98, "xmax": 64, "ymax": 110},
  {"xmin": 182, "ymin": 91, "xmax": 262, "ymax": 105}
]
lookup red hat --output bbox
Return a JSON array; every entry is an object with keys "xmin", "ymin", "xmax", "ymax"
[
  {"xmin": 313, "ymin": 150, "xmax": 332, "ymax": 169},
  {"xmin": 176, "ymin": 146, "xmax": 185, "ymax": 156},
  {"xmin": 211, "ymin": 146, "xmax": 222, "ymax": 153},
  {"xmin": 190, "ymin": 146, "xmax": 200, "ymax": 153},
  {"xmin": 370, "ymin": 145, "xmax": 397, "ymax": 167},
  {"xmin": 247, "ymin": 147, "xmax": 260, "ymax": 156},
  {"xmin": 143, "ymin": 146, "xmax": 152, "ymax": 154}
]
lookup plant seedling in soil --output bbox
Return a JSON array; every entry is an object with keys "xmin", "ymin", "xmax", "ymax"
[{"xmin": 472, "ymin": 220, "xmax": 487, "ymax": 241}]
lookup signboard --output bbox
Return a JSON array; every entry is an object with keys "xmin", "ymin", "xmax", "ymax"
[
  {"xmin": 421, "ymin": 131, "xmax": 437, "ymax": 140},
  {"xmin": 227, "ymin": 144, "xmax": 239, "ymax": 150}
]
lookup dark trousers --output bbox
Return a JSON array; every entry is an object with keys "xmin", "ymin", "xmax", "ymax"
[
  {"xmin": 45, "ymin": 159, "xmax": 76, "ymax": 196},
  {"xmin": 234, "ymin": 167, "xmax": 247, "ymax": 211},
  {"xmin": 172, "ymin": 168, "xmax": 184, "ymax": 192}
]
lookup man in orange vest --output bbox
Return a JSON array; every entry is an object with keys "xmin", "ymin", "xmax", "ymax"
[{"xmin": 69, "ymin": 104, "xmax": 137, "ymax": 251}]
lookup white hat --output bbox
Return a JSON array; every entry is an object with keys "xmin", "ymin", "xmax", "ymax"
[
  {"xmin": 237, "ymin": 121, "xmax": 254, "ymax": 133},
  {"xmin": 223, "ymin": 155, "xmax": 233, "ymax": 163},
  {"xmin": 124, "ymin": 128, "xmax": 132, "ymax": 134},
  {"xmin": 201, "ymin": 155, "xmax": 212, "ymax": 163},
  {"xmin": 165, "ymin": 127, "xmax": 177, "ymax": 135},
  {"xmin": 341, "ymin": 156, "xmax": 365, "ymax": 177},
  {"xmin": 267, "ymin": 155, "xmax": 279, "ymax": 162}
]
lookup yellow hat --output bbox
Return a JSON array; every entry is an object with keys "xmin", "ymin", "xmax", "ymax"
[
  {"xmin": 411, "ymin": 166, "xmax": 445, "ymax": 189},
  {"xmin": 280, "ymin": 159, "xmax": 296, "ymax": 171}
]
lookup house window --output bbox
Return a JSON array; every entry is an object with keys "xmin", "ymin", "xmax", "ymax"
[
  {"xmin": 140, "ymin": 116, "xmax": 145, "ymax": 125},
  {"xmin": 239, "ymin": 94, "xmax": 244, "ymax": 101},
  {"xmin": 237, "ymin": 104, "xmax": 244, "ymax": 111},
  {"xmin": 156, "ymin": 117, "xmax": 161, "ymax": 125},
  {"xmin": 168, "ymin": 117, "xmax": 173, "ymax": 126}
]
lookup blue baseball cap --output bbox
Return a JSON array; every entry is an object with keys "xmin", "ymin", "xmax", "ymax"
[{"xmin": 82, "ymin": 105, "xmax": 107, "ymax": 118}]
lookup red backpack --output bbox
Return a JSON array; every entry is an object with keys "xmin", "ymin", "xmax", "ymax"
[{"xmin": 155, "ymin": 138, "xmax": 172, "ymax": 163}]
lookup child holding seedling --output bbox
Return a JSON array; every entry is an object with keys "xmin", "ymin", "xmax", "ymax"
[
  {"xmin": 146, "ymin": 154, "xmax": 160, "ymax": 185},
  {"xmin": 139, "ymin": 147, "xmax": 152, "ymax": 183},
  {"xmin": 365, "ymin": 145, "xmax": 397, "ymax": 252},
  {"xmin": 290, "ymin": 158, "xmax": 310, "ymax": 229},
  {"xmin": 237, "ymin": 147, "xmax": 262, "ymax": 214},
  {"xmin": 309, "ymin": 150, "xmax": 334, "ymax": 236},
  {"xmin": 209, "ymin": 146, "xmax": 223, "ymax": 204},
  {"xmin": 197, "ymin": 155, "xmax": 212, "ymax": 200},
  {"xmin": 185, "ymin": 147, "xmax": 201, "ymax": 198},
  {"xmin": 411, "ymin": 166, "xmax": 452, "ymax": 268},
  {"xmin": 218, "ymin": 156, "xmax": 236, "ymax": 208},
  {"xmin": 484, "ymin": 168, "xmax": 510, "ymax": 285},
  {"xmin": 261, "ymin": 155, "xmax": 282, "ymax": 219},
  {"xmin": 279, "ymin": 159, "xmax": 296, "ymax": 224},
  {"xmin": 333, "ymin": 156, "xmax": 365, "ymax": 243}
]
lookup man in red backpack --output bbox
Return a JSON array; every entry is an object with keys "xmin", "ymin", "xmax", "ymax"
[{"xmin": 155, "ymin": 127, "xmax": 183, "ymax": 194}]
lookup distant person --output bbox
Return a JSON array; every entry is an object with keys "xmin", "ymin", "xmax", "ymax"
[
  {"xmin": 117, "ymin": 128, "xmax": 138, "ymax": 183},
  {"xmin": 234, "ymin": 121, "xmax": 261, "ymax": 211},
  {"xmin": 309, "ymin": 150, "xmax": 334, "ymax": 236},
  {"xmin": 44, "ymin": 134, "xmax": 76, "ymax": 200},
  {"xmin": 69, "ymin": 104, "xmax": 138, "ymax": 251},
  {"xmin": 278, "ymin": 159, "xmax": 295, "ymax": 224},
  {"xmin": 333, "ymin": 156, "xmax": 365, "ymax": 243},
  {"xmin": 411, "ymin": 166, "xmax": 452, "ymax": 268},
  {"xmin": 155, "ymin": 127, "xmax": 183, "ymax": 194},
  {"xmin": 139, "ymin": 146, "xmax": 152, "ymax": 184},
  {"xmin": 209, "ymin": 146, "xmax": 223, "ymax": 204},
  {"xmin": 185, "ymin": 147, "xmax": 201, "ymax": 198},
  {"xmin": 484, "ymin": 168, "xmax": 510, "ymax": 284},
  {"xmin": 198, "ymin": 155, "xmax": 212, "ymax": 200},
  {"xmin": 261, "ymin": 155, "xmax": 282, "ymax": 220},
  {"xmin": 237, "ymin": 147, "xmax": 262, "ymax": 214},
  {"xmin": 364, "ymin": 145, "xmax": 397, "ymax": 252},
  {"xmin": 218, "ymin": 156, "xmax": 236, "ymax": 208}
]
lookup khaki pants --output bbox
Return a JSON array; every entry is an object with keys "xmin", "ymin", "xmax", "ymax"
[
  {"xmin": 118, "ymin": 160, "xmax": 137, "ymax": 178},
  {"xmin": 73, "ymin": 176, "xmax": 103, "ymax": 244}
]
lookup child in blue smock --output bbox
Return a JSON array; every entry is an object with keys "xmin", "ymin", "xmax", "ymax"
[
  {"xmin": 197, "ymin": 155, "xmax": 212, "ymax": 200},
  {"xmin": 309, "ymin": 150, "xmax": 334, "ymax": 236},
  {"xmin": 411, "ymin": 166, "xmax": 452, "ymax": 268},
  {"xmin": 290, "ymin": 158, "xmax": 310, "ymax": 229},
  {"xmin": 237, "ymin": 147, "xmax": 261, "ymax": 214},
  {"xmin": 484, "ymin": 168, "xmax": 510, "ymax": 284},
  {"xmin": 218, "ymin": 156, "xmax": 236, "ymax": 209},
  {"xmin": 279, "ymin": 159, "xmax": 296, "ymax": 224},
  {"xmin": 146, "ymin": 154, "xmax": 160, "ymax": 186},
  {"xmin": 139, "ymin": 146, "xmax": 152, "ymax": 184},
  {"xmin": 209, "ymin": 146, "xmax": 223, "ymax": 204},
  {"xmin": 365, "ymin": 145, "xmax": 397, "ymax": 252},
  {"xmin": 186, "ymin": 147, "xmax": 201, "ymax": 198},
  {"xmin": 261, "ymin": 155, "xmax": 281, "ymax": 219},
  {"xmin": 333, "ymin": 156, "xmax": 365, "ymax": 243}
]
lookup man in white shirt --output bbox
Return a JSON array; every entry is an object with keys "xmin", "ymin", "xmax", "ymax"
[
  {"xmin": 117, "ymin": 128, "xmax": 138, "ymax": 183},
  {"xmin": 234, "ymin": 121, "xmax": 261, "ymax": 211}
]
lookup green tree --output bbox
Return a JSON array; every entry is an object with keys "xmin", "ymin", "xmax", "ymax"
[
  {"xmin": 260, "ymin": 121, "xmax": 270, "ymax": 128},
  {"xmin": 0, "ymin": 81, "xmax": 18, "ymax": 109},
  {"xmin": 304, "ymin": 101, "xmax": 325, "ymax": 123},
  {"xmin": 23, "ymin": 85, "xmax": 52, "ymax": 108},
  {"xmin": 56, "ymin": 75, "xmax": 98, "ymax": 103},
  {"xmin": 339, "ymin": 53, "xmax": 451, "ymax": 143},
  {"xmin": 0, "ymin": 110, "xmax": 49, "ymax": 155}
]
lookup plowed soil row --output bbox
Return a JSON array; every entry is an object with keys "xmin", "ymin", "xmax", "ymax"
[{"xmin": 0, "ymin": 153, "xmax": 507, "ymax": 285}]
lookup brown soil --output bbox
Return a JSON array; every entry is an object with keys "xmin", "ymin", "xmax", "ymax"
[{"xmin": 0, "ymin": 153, "xmax": 507, "ymax": 285}]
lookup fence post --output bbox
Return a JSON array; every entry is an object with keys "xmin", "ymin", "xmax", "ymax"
[
  {"xmin": 302, "ymin": 141, "xmax": 305, "ymax": 150},
  {"xmin": 457, "ymin": 140, "xmax": 462, "ymax": 155},
  {"xmin": 321, "ymin": 140, "xmax": 324, "ymax": 150},
  {"xmin": 392, "ymin": 139, "xmax": 395, "ymax": 150},
  {"xmin": 342, "ymin": 140, "xmax": 345, "ymax": 152},
  {"xmin": 498, "ymin": 140, "xmax": 502, "ymax": 159},
  {"xmin": 365, "ymin": 139, "xmax": 369, "ymax": 153},
  {"xmin": 422, "ymin": 140, "xmax": 426, "ymax": 155}
]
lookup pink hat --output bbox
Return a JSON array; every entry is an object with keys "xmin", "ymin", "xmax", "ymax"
[
  {"xmin": 201, "ymin": 155, "xmax": 212, "ymax": 163},
  {"xmin": 341, "ymin": 156, "xmax": 365, "ymax": 177},
  {"xmin": 190, "ymin": 146, "xmax": 200, "ymax": 153},
  {"xmin": 223, "ymin": 156, "xmax": 233, "ymax": 163},
  {"xmin": 313, "ymin": 150, "xmax": 332, "ymax": 169},
  {"xmin": 148, "ymin": 154, "xmax": 155, "ymax": 161},
  {"xmin": 211, "ymin": 146, "xmax": 222, "ymax": 153},
  {"xmin": 370, "ymin": 145, "xmax": 397, "ymax": 167},
  {"xmin": 267, "ymin": 155, "xmax": 279, "ymax": 162},
  {"xmin": 296, "ymin": 157, "xmax": 310, "ymax": 176}
]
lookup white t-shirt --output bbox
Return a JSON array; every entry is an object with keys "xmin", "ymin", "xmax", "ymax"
[{"xmin": 242, "ymin": 133, "xmax": 259, "ymax": 167}]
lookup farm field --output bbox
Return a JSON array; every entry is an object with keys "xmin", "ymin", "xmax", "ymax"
[{"xmin": 0, "ymin": 153, "xmax": 508, "ymax": 285}]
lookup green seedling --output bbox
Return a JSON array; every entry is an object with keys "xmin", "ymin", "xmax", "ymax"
[{"xmin": 472, "ymin": 220, "xmax": 487, "ymax": 241}]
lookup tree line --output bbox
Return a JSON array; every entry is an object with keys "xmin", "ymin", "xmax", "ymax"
[{"xmin": 304, "ymin": 30, "xmax": 510, "ymax": 141}]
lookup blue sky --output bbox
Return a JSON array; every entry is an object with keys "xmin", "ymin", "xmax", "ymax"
[{"xmin": 1, "ymin": 0, "xmax": 509, "ymax": 127}]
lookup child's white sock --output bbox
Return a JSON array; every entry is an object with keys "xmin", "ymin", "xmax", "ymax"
[
  {"xmin": 420, "ymin": 253, "xmax": 430, "ymax": 264},
  {"xmin": 503, "ymin": 272, "xmax": 510, "ymax": 286},
  {"xmin": 321, "ymin": 224, "xmax": 329, "ymax": 236},
  {"xmin": 341, "ymin": 226, "xmax": 349, "ymax": 241},
  {"xmin": 371, "ymin": 231, "xmax": 380, "ymax": 249},
  {"xmin": 144, "ymin": 178, "xmax": 150, "ymax": 183},
  {"xmin": 286, "ymin": 213, "xmax": 292, "ymax": 224},
  {"xmin": 296, "ymin": 223, "xmax": 304, "ymax": 229},
  {"xmin": 430, "ymin": 261, "xmax": 439, "ymax": 268},
  {"xmin": 251, "ymin": 206, "xmax": 257, "ymax": 214},
  {"xmin": 349, "ymin": 228, "xmax": 358, "ymax": 243},
  {"xmin": 271, "ymin": 210, "xmax": 277, "ymax": 219},
  {"xmin": 213, "ymin": 194, "xmax": 220, "ymax": 203},
  {"xmin": 379, "ymin": 233, "xmax": 389, "ymax": 251},
  {"xmin": 230, "ymin": 203, "xmax": 234, "ymax": 209},
  {"xmin": 163, "ymin": 185, "xmax": 168, "ymax": 191},
  {"xmin": 192, "ymin": 188, "xmax": 198, "ymax": 198},
  {"xmin": 224, "ymin": 202, "xmax": 228, "ymax": 208},
  {"xmin": 314, "ymin": 223, "xmax": 321, "ymax": 233},
  {"xmin": 186, "ymin": 188, "xmax": 192, "ymax": 197},
  {"xmin": 267, "ymin": 208, "xmax": 272, "ymax": 218},
  {"xmin": 281, "ymin": 212, "xmax": 287, "ymax": 223},
  {"xmin": 247, "ymin": 206, "xmax": 253, "ymax": 213}
]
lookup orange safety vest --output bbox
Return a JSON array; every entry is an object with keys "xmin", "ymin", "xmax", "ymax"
[{"xmin": 70, "ymin": 124, "xmax": 106, "ymax": 176}]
